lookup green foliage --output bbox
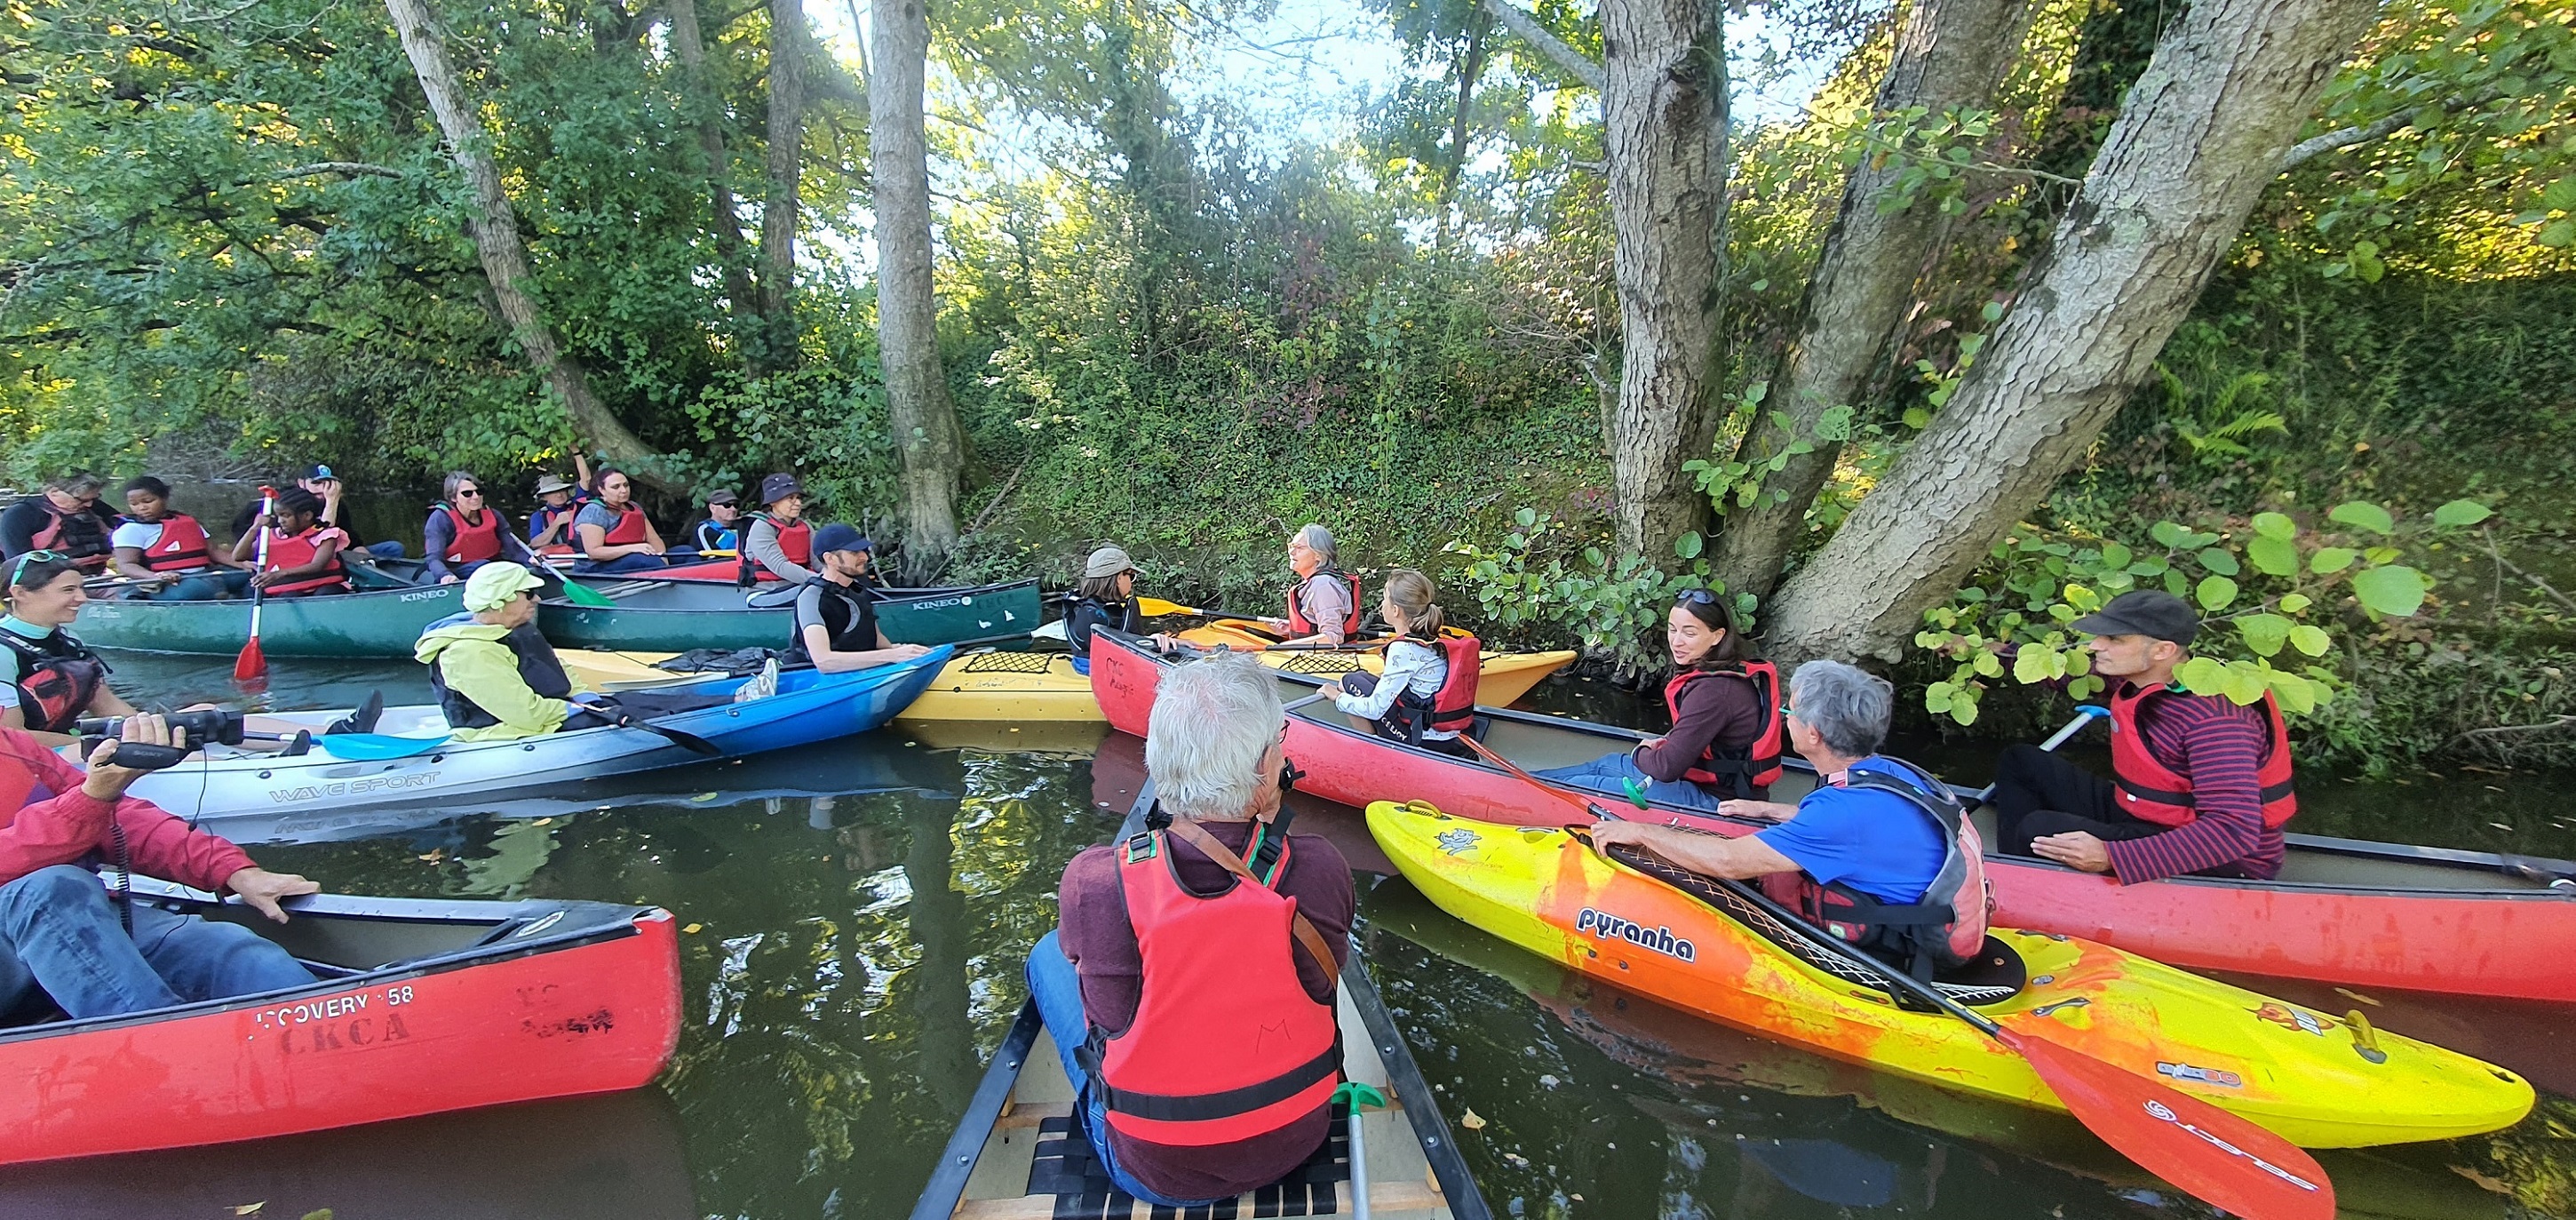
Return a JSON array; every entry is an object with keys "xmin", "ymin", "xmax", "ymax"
[
  {"xmin": 1444, "ymin": 509, "xmax": 1746, "ymax": 674},
  {"xmin": 1913, "ymin": 499, "xmax": 2484, "ymax": 727}
]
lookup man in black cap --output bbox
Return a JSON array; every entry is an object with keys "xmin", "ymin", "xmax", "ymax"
[
  {"xmin": 1988, "ymin": 589, "xmax": 2296, "ymax": 884},
  {"xmin": 687, "ymin": 489, "xmax": 742, "ymax": 554},
  {"xmin": 791, "ymin": 524, "xmax": 929, "ymax": 673},
  {"xmin": 742, "ymin": 473, "xmax": 815, "ymax": 583}
]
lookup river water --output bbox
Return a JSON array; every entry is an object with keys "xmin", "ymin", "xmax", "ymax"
[{"xmin": 4, "ymin": 652, "xmax": 2570, "ymax": 1219}]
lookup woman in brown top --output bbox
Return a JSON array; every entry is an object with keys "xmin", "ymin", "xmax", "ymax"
[{"xmin": 1534, "ymin": 591, "xmax": 1776, "ymax": 810}]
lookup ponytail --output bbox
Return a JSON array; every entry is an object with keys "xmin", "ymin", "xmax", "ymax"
[{"xmin": 1383, "ymin": 569, "xmax": 1444, "ymax": 639}]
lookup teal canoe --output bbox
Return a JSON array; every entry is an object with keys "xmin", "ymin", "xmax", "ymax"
[
  {"xmin": 537, "ymin": 578, "xmax": 1043, "ymax": 653},
  {"xmin": 69, "ymin": 561, "xmax": 467, "ymax": 658}
]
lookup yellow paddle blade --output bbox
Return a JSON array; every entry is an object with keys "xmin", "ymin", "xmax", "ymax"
[{"xmin": 1135, "ymin": 595, "xmax": 1209, "ymax": 618}]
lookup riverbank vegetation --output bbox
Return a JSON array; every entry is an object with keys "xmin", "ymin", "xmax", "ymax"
[{"xmin": 4, "ymin": 0, "xmax": 2571, "ymax": 773}]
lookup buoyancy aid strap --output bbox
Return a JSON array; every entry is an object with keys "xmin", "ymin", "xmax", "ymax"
[
  {"xmin": 1162, "ymin": 818, "xmax": 1339, "ymax": 983},
  {"xmin": 1082, "ymin": 1031, "xmax": 1343, "ymax": 1123}
]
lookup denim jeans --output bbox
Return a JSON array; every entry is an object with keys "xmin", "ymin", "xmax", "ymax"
[
  {"xmin": 1025, "ymin": 930, "xmax": 1220, "ymax": 1209},
  {"xmin": 140, "ymin": 570, "xmax": 250, "ymax": 602},
  {"xmin": 1532, "ymin": 751, "xmax": 1727, "ymax": 812},
  {"xmin": 573, "ymin": 552, "xmax": 671, "ymax": 576},
  {"xmin": 0, "ymin": 865, "xmax": 317, "ymax": 1020},
  {"xmin": 364, "ymin": 540, "xmax": 407, "ymax": 561}
]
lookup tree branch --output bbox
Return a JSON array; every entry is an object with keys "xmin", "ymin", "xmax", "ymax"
[
  {"xmin": 2279, "ymin": 86, "xmax": 2507, "ymax": 171},
  {"xmin": 1478, "ymin": 0, "xmax": 1602, "ymax": 92},
  {"xmin": 268, "ymin": 162, "xmax": 406, "ymax": 180}
]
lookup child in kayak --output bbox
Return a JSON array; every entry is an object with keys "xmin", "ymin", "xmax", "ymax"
[{"xmin": 1331, "ymin": 570, "xmax": 1479, "ymax": 758}]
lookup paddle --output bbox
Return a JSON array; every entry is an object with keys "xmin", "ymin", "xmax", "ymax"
[
  {"xmin": 314, "ymin": 733, "xmax": 455, "ymax": 761},
  {"xmin": 233, "ymin": 486, "xmax": 276, "ymax": 690},
  {"xmin": 629, "ymin": 718, "xmax": 723, "ymax": 755},
  {"xmin": 1962, "ymin": 705, "xmax": 2111, "ymax": 804},
  {"xmin": 1463, "ymin": 740, "xmax": 2335, "ymax": 1220},
  {"xmin": 1135, "ymin": 595, "xmax": 1218, "ymax": 618},
  {"xmin": 533, "ymin": 551, "xmax": 617, "ymax": 609}
]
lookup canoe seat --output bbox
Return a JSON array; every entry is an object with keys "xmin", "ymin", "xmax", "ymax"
[{"xmin": 1005, "ymin": 1099, "xmax": 1355, "ymax": 1220}]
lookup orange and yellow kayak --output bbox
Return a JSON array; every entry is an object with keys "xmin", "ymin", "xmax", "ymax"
[{"xmin": 1367, "ymin": 800, "xmax": 2534, "ymax": 1149}]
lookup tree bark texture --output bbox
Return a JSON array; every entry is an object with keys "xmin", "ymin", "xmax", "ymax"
[
  {"xmin": 1707, "ymin": 0, "xmax": 2035, "ymax": 603},
  {"xmin": 667, "ymin": 0, "xmax": 763, "ymax": 347},
  {"xmin": 1761, "ymin": 0, "xmax": 2377, "ymax": 662},
  {"xmin": 760, "ymin": 0, "xmax": 812, "ymax": 368},
  {"xmin": 381, "ymin": 0, "xmax": 663, "ymax": 476},
  {"xmin": 1600, "ymin": 0, "xmax": 1729, "ymax": 562},
  {"xmin": 870, "ymin": 0, "xmax": 966, "ymax": 556}
]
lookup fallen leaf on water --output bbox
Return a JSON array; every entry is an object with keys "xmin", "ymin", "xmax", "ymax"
[
  {"xmin": 2451, "ymin": 1165, "xmax": 2513, "ymax": 1195},
  {"xmin": 532, "ymin": 817, "xmax": 553, "ymax": 826},
  {"xmin": 682, "ymin": 923, "xmax": 704, "ymax": 934},
  {"xmin": 691, "ymin": 793, "xmax": 719, "ymax": 802},
  {"xmin": 232, "ymin": 1205, "xmax": 265, "ymax": 1216},
  {"xmin": 415, "ymin": 850, "xmax": 442, "ymax": 864},
  {"xmin": 1459, "ymin": 1109, "xmax": 1485, "ymax": 1130},
  {"xmin": 2334, "ymin": 986, "xmax": 2382, "ymax": 1007},
  {"xmin": 302, "ymin": 1210, "xmax": 335, "ymax": 1220},
  {"xmin": 2490, "ymin": 822, "xmax": 2515, "ymax": 832}
]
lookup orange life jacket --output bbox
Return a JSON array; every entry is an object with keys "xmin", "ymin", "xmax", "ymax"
[
  {"xmin": 1391, "ymin": 631, "xmax": 1480, "ymax": 741},
  {"xmin": 1284, "ymin": 569, "xmax": 1364, "ymax": 638},
  {"xmin": 1082, "ymin": 829, "xmax": 1342, "ymax": 1147},
  {"xmin": 261, "ymin": 525, "xmax": 351, "ymax": 595},
  {"xmin": 131, "ymin": 514, "xmax": 214, "ymax": 573},
  {"xmin": 1759, "ymin": 757, "xmax": 1990, "ymax": 982},
  {"xmin": 1665, "ymin": 661, "xmax": 1783, "ymax": 798},
  {"xmin": 2108, "ymin": 682, "xmax": 2298, "ymax": 829},
  {"xmin": 597, "ymin": 504, "xmax": 651, "ymax": 547},
  {"xmin": 438, "ymin": 504, "xmax": 506, "ymax": 564},
  {"xmin": 0, "ymin": 628, "xmax": 109, "ymax": 735}
]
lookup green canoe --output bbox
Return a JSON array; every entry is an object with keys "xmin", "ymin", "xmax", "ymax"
[
  {"xmin": 537, "ymin": 578, "xmax": 1043, "ymax": 653},
  {"xmin": 70, "ymin": 562, "xmax": 467, "ymax": 658}
]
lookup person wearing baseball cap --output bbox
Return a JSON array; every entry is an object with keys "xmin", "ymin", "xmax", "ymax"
[
  {"xmin": 741, "ymin": 473, "xmax": 815, "ymax": 583},
  {"xmin": 1988, "ymin": 588, "xmax": 2298, "ymax": 884},
  {"xmin": 688, "ymin": 489, "xmax": 742, "ymax": 554},
  {"xmin": 791, "ymin": 524, "xmax": 930, "ymax": 673}
]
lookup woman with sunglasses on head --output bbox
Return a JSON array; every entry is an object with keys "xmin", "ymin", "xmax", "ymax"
[
  {"xmin": 2, "ymin": 553, "xmax": 138, "ymax": 746},
  {"xmin": 1532, "ymin": 589, "xmax": 1781, "ymax": 812},
  {"xmin": 422, "ymin": 471, "xmax": 537, "ymax": 585}
]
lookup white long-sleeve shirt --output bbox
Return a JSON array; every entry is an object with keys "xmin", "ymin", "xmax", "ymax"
[{"xmin": 1331, "ymin": 638, "xmax": 1458, "ymax": 740}]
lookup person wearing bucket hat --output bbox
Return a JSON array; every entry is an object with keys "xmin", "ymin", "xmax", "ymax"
[
  {"xmin": 740, "ymin": 473, "xmax": 815, "ymax": 584},
  {"xmin": 1064, "ymin": 545, "xmax": 1147, "ymax": 674},
  {"xmin": 1986, "ymin": 587, "xmax": 2297, "ymax": 884},
  {"xmin": 526, "ymin": 452, "xmax": 596, "ymax": 551},
  {"xmin": 791, "ymin": 524, "xmax": 930, "ymax": 673},
  {"xmin": 413, "ymin": 562, "xmax": 608, "ymax": 742}
]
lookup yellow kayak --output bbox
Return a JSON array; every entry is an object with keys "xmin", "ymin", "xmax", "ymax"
[
  {"xmin": 1174, "ymin": 619, "xmax": 1576, "ymax": 707},
  {"xmin": 1369, "ymin": 800, "xmax": 2535, "ymax": 1149}
]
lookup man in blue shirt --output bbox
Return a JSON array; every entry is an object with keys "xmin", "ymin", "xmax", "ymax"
[{"xmin": 1591, "ymin": 660, "xmax": 1946, "ymax": 907}]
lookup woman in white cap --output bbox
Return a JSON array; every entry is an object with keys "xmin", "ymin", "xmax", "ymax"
[{"xmin": 1268, "ymin": 522, "xmax": 1361, "ymax": 646}]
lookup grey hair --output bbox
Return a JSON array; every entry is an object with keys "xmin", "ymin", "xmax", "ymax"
[
  {"xmin": 1146, "ymin": 652, "xmax": 1284, "ymax": 820},
  {"xmin": 1292, "ymin": 522, "xmax": 1336, "ymax": 567},
  {"xmin": 1788, "ymin": 660, "xmax": 1893, "ymax": 758}
]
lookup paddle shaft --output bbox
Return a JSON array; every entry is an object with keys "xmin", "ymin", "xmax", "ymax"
[
  {"xmin": 1963, "ymin": 705, "xmax": 2108, "ymax": 804},
  {"xmin": 1347, "ymin": 1097, "xmax": 1371, "ymax": 1220}
]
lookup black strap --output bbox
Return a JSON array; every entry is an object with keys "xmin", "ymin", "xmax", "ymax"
[{"xmin": 1081, "ymin": 1029, "xmax": 1343, "ymax": 1122}]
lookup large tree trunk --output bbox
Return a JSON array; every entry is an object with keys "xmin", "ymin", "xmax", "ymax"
[
  {"xmin": 667, "ymin": 0, "xmax": 763, "ymax": 343},
  {"xmin": 382, "ymin": 0, "xmax": 663, "ymax": 478},
  {"xmin": 1707, "ymin": 0, "xmax": 2035, "ymax": 602},
  {"xmin": 759, "ymin": 0, "xmax": 811, "ymax": 370},
  {"xmin": 1762, "ymin": 0, "xmax": 2376, "ymax": 662},
  {"xmin": 1600, "ymin": 0, "xmax": 1729, "ymax": 562},
  {"xmin": 870, "ymin": 0, "xmax": 965, "ymax": 557}
]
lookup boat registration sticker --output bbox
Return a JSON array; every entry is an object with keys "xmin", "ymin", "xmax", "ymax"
[{"xmin": 2155, "ymin": 1061, "xmax": 2244, "ymax": 1088}]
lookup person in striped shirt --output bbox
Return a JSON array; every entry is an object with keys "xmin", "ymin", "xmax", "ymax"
[{"xmin": 1988, "ymin": 590, "xmax": 2292, "ymax": 883}]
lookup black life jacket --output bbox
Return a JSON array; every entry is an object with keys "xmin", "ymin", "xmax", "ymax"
[
  {"xmin": 0, "ymin": 628, "xmax": 110, "ymax": 735},
  {"xmin": 785, "ymin": 577, "xmax": 879, "ymax": 659},
  {"xmin": 20, "ymin": 497, "xmax": 110, "ymax": 572},
  {"xmin": 1067, "ymin": 595, "xmax": 1141, "ymax": 654},
  {"xmin": 428, "ymin": 624, "xmax": 576, "ymax": 730}
]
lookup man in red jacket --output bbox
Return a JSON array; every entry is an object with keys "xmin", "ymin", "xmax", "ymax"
[{"xmin": 0, "ymin": 717, "xmax": 320, "ymax": 1021}]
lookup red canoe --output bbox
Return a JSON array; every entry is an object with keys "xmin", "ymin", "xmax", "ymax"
[
  {"xmin": 0, "ymin": 880, "xmax": 681, "ymax": 1165},
  {"xmin": 1093, "ymin": 630, "xmax": 2576, "ymax": 1001}
]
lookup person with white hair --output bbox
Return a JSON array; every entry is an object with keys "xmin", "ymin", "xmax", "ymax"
[
  {"xmin": 1266, "ymin": 522, "xmax": 1361, "ymax": 646},
  {"xmin": 1025, "ymin": 653, "xmax": 1356, "ymax": 1206},
  {"xmin": 1589, "ymin": 659, "xmax": 1992, "ymax": 981}
]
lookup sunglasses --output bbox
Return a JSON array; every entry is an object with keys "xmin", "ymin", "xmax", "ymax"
[
  {"xmin": 8, "ymin": 550, "xmax": 67, "ymax": 588},
  {"xmin": 457, "ymin": 489, "xmax": 482, "ymax": 498},
  {"xmin": 1675, "ymin": 589, "xmax": 1721, "ymax": 607}
]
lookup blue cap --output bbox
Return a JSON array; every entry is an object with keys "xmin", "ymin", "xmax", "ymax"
[
  {"xmin": 308, "ymin": 464, "xmax": 338, "ymax": 482},
  {"xmin": 814, "ymin": 523, "xmax": 872, "ymax": 554}
]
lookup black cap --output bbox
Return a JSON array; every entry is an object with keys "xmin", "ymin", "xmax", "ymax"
[
  {"xmin": 706, "ymin": 490, "xmax": 738, "ymax": 506},
  {"xmin": 759, "ymin": 473, "xmax": 802, "ymax": 505},
  {"xmin": 2071, "ymin": 589, "xmax": 2199, "ymax": 646}
]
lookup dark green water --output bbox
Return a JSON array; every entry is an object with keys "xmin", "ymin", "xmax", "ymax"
[{"xmin": 4, "ymin": 657, "xmax": 2571, "ymax": 1218}]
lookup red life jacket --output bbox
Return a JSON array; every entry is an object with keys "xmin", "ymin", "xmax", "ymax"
[
  {"xmin": 0, "ymin": 629, "xmax": 109, "ymax": 735},
  {"xmin": 740, "ymin": 514, "xmax": 812, "ymax": 584},
  {"xmin": 132, "ymin": 514, "xmax": 214, "ymax": 573},
  {"xmin": 1085, "ymin": 829, "xmax": 1342, "ymax": 1147},
  {"xmin": 1759, "ymin": 758, "xmax": 1991, "ymax": 982},
  {"xmin": 25, "ymin": 498, "xmax": 109, "ymax": 573},
  {"xmin": 1664, "ymin": 661, "xmax": 1783, "ymax": 798},
  {"xmin": 2108, "ymin": 682, "xmax": 2298, "ymax": 829},
  {"xmin": 439, "ymin": 505, "xmax": 506, "ymax": 564},
  {"xmin": 1392, "ymin": 631, "xmax": 1481, "ymax": 740},
  {"xmin": 1284, "ymin": 569, "xmax": 1364, "ymax": 637},
  {"xmin": 597, "ymin": 504, "xmax": 651, "ymax": 547},
  {"xmin": 261, "ymin": 525, "xmax": 351, "ymax": 595}
]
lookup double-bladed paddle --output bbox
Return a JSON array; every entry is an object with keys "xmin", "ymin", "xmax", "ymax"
[
  {"xmin": 313, "ymin": 716, "xmax": 719, "ymax": 759},
  {"xmin": 1454, "ymin": 733, "xmax": 2335, "ymax": 1220}
]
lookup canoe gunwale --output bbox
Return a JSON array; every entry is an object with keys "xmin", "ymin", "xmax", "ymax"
[
  {"xmin": 908, "ymin": 1001, "xmax": 1047, "ymax": 1220},
  {"xmin": 0, "ymin": 879, "xmax": 661, "ymax": 1049}
]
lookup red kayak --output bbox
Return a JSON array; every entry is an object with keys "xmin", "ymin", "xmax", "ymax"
[
  {"xmin": 1093, "ymin": 630, "xmax": 2576, "ymax": 1001},
  {"xmin": 0, "ymin": 880, "xmax": 680, "ymax": 1164}
]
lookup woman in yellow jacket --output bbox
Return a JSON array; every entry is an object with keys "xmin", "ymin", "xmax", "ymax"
[{"xmin": 413, "ymin": 563, "xmax": 613, "ymax": 741}]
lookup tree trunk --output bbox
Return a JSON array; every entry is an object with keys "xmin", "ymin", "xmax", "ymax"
[
  {"xmin": 1761, "ymin": 0, "xmax": 2376, "ymax": 662},
  {"xmin": 1707, "ymin": 0, "xmax": 2035, "ymax": 602},
  {"xmin": 759, "ymin": 0, "xmax": 811, "ymax": 369},
  {"xmin": 381, "ymin": 0, "xmax": 664, "ymax": 477},
  {"xmin": 667, "ymin": 0, "xmax": 763, "ymax": 344},
  {"xmin": 1600, "ymin": 0, "xmax": 1729, "ymax": 562},
  {"xmin": 1436, "ymin": 11, "xmax": 1494, "ymax": 214},
  {"xmin": 871, "ymin": 0, "xmax": 965, "ymax": 557}
]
